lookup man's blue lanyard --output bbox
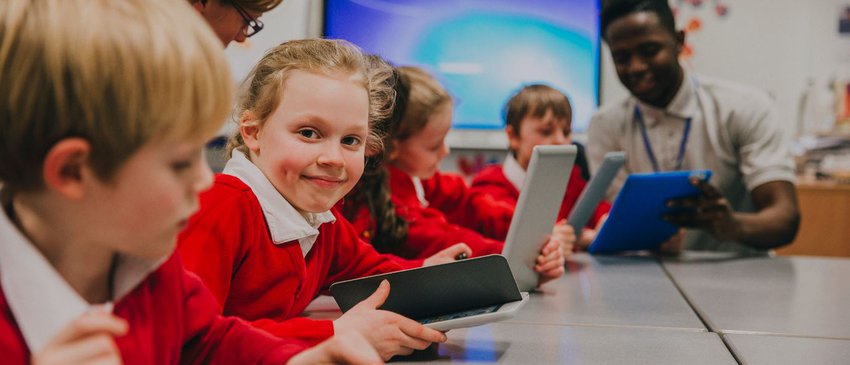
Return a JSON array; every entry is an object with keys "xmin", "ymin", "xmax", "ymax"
[{"xmin": 633, "ymin": 106, "xmax": 691, "ymax": 172}]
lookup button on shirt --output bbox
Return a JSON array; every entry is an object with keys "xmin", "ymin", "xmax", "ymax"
[{"xmin": 587, "ymin": 73, "xmax": 795, "ymax": 253}]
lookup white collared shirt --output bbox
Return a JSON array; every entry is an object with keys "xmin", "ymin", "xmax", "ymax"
[
  {"xmin": 0, "ymin": 207, "xmax": 163, "ymax": 352},
  {"xmin": 223, "ymin": 150, "xmax": 335, "ymax": 257},
  {"xmin": 501, "ymin": 153, "xmax": 527, "ymax": 192}
]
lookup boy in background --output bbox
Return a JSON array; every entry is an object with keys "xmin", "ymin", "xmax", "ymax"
[{"xmin": 471, "ymin": 84, "xmax": 610, "ymax": 250}]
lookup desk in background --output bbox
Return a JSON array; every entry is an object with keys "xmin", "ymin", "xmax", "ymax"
[{"xmin": 778, "ymin": 180, "xmax": 850, "ymax": 257}]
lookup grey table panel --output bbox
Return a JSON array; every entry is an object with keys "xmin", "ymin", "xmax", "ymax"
[
  {"xmin": 394, "ymin": 322, "xmax": 735, "ymax": 364},
  {"xmin": 509, "ymin": 253, "xmax": 705, "ymax": 331},
  {"xmin": 663, "ymin": 254, "xmax": 850, "ymax": 339},
  {"xmin": 725, "ymin": 334, "xmax": 850, "ymax": 365}
]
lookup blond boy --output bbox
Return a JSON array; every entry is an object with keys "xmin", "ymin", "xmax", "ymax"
[{"xmin": 0, "ymin": 0, "xmax": 379, "ymax": 364}]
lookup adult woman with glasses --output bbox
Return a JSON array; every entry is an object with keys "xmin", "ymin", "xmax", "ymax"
[{"xmin": 191, "ymin": 0, "xmax": 277, "ymax": 47}]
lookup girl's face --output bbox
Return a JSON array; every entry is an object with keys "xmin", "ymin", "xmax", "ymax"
[
  {"xmin": 243, "ymin": 70, "xmax": 369, "ymax": 213},
  {"xmin": 390, "ymin": 103, "xmax": 452, "ymax": 179},
  {"xmin": 508, "ymin": 109, "xmax": 571, "ymax": 170}
]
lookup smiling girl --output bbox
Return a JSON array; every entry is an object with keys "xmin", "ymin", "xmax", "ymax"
[{"xmin": 177, "ymin": 39, "xmax": 459, "ymax": 361}]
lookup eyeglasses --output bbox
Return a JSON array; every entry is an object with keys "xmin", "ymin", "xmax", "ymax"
[{"xmin": 230, "ymin": 1, "xmax": 263, "ymax": 37}]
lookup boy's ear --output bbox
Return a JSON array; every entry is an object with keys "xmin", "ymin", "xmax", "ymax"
[
  {"xmin": 506, "ymin": 125, "xmax": 521, "ymax": 152},
  {"xmin": 239, "ymin": 111, "xmax": 262, "ymax": 153},
  {"xmin": 42, "ymin": 138, "xmax": 92, "ymax": 200}
]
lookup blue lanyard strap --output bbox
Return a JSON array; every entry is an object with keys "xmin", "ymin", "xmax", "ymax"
[{"xmin": 633, "ymin": 106, "xmax": 692, "ymax": 172}]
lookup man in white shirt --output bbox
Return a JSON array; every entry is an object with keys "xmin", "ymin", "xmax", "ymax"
[{"xmin": 588, "ymin": 0, "xmax": 800, "ymax": 253}]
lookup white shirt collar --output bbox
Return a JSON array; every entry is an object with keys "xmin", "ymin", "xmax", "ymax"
[
  {"xmin": 502, "ymin": 153, "xmax": 527, "ymax": 191},
  {"xmin": 222, "ymin": 150, "xmax": 335, "ymax": 256},
  {"xmin": 635, "ymin": 70, "xmax": 698, "ymax": 126},
  {"xmin": 0, "ymin": 206, "xmax": 163, "ymax": 353},
  {"xmin": 410, "ymin": 176, "xmax": 429, "ymax": 207}
]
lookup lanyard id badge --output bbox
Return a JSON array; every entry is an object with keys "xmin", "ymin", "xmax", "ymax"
[{"xmin": 633, "ymin": 106, "xmax": 692, "ymax": 172}]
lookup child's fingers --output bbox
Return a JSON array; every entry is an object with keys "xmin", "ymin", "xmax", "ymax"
[
  {"xmin": 397, "ymin": 335, "xmax": 432, "ymax": 352},
  {"xmin": 535, "ymin": 255, "xmax": 566, "ymax": 273},
  {"xmin": 50, "ymin": 313, "xmax": 128, "ymax": 345},
  {"xmin": 395, "ymin": 316, "xmax": 447, "ymax": 344},
  {"xmin": 537, "ymin": 238, "xmax": 565, "ymax": 266},
  {"xmin": 36, "ymin": 333, "xmax": 122, "ymax": 365},
  {"xmin": 353, "ymin": 280, "xmax": 391, "ymax": 311},
  {"xmin": 444, "ymin": 243, "xmax": 472, "ymax": 258}
]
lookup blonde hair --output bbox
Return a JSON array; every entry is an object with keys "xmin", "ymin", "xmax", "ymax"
[
  {"xmin": 393, "ymin": 66, "xmax": 452, "ymax": 141},
  {"xmin": 228, "ymin": 38, "xmax": 393, "ymax": 156},
  {"xmin": 0, "ymin": 0, "xmax": 232, "ymax": 194}
]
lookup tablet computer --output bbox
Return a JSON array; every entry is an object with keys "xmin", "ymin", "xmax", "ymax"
[
  {"xmin": 329, "ymin": 255, "xmax": 528, "ymax": 331},
  {"xmin": 587, "ymin": 170, "xmax": 712, "ymax": 254},
  {"xmin": 500, "ymin": 145, "xmax": 577, "ymax": 292},
  {"xmin": 567, "ymin": 151, "xmax": 625, "ymax": 236}
]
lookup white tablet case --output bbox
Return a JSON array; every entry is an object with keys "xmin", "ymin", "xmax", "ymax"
[{"xmin": 501, "ymin": 145, "xmax": 577, "ymax": 292}]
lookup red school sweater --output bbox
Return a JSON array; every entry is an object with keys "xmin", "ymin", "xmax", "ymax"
[
  {"xmin": 0, "ymin": 254, "xmax": 304, "ymax": 365},
  {"xmin": 470, "ymin": 164, "xmax": 611, "ymax": 229},
  {"xmin": 341, "ymin": 166, "xmax": 506, "ymax": 260},
  {"xmin": 178, "ymin": 174, "xmax": 415, "ymax": 346}
]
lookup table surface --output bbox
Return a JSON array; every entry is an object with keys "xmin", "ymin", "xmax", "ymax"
[
  {"xmin": 303, "ymin": 252, "xmax": 850, "ymax": 364},
  {"xmin": 662, "ymin": 254, "xmax": 850, "ymax": 339},
  {"xmin": 511, "ymin": 254, "xmax": 705, "ymax": 331},
  {"xmin": 724, "ymin": 334, "xmax": 850, "ymax": 365},
  {"xmin": 393, "ymin": 323, "xmax": 735, "ymax": 365}
]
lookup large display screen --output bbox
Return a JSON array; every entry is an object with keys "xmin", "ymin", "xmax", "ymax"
[{"xmin": 324, "ymin": 0, "xmax": 600, "ymax": 134}]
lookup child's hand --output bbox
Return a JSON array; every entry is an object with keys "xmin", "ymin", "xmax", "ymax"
[
  {"xmin": 534, "ymin": 236, "xmax": 566, "ymax": 286},
  {"xmin": 423, "ymin": 243, "xmax": 472, "ymax": 266},
  {"xmin": 333, "ymin": 280, "xmax": 447, "ymax": 361},
  {"xmin": 32, "ymin": 311, "xmax": 128, "ymax": 365},
  {"xmin": 576, "ymin": 213, "xmax": 608, "ymax": 251},
  {"xmin": 288, "ymin": 331, "xmax": 384, "ymax": 365},
  {"xmin": 551, "ymin": 220, "xmax": 576, "ymax": 256}
]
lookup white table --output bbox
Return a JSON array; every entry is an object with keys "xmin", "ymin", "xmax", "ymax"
[
  {"xmin": 662, "ymin": 254, "xmax": 850, "ymax": 339},
  {"xmin": 511, "ymin": 254, "xmax": 705, "ymax": 331},
  {"xmin": 724, "ymin": 334, "xmax": 850, "ymax": 365},
  {"xmin": 393, "ymin": 322, "xmax": 735, "ymax": 364}
]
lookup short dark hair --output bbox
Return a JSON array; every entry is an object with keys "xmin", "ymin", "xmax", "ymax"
[
  {"xmin": 600, "ymin": 0, "xmax": 677, "ymax": 38},
  {"xmin": 503, "ymin": 84, "xmax": 572, "ymax": 134}
]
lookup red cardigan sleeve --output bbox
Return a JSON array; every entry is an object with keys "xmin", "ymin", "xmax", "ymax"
[
  {"xmin": 176, "ymin": 259, "xmax": 306, "ymax": 365},
  {"xmin": 422, "ymin": 171, "xmax": 514, "ymax": 241},
  {"xmin": 402, "ymin": 207, "xmax": 504, "ymax": 258},
  {"xmin": 469, "ymin": 165, "xmax": 521, "ymax": 206},
  {"xmin": 323, "ymin": 209, "xmax": 415, "ymax": 288}
]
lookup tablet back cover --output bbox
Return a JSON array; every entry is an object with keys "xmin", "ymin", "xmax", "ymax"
[
  {"xmin": 588, "ymin": 170, "xmax": 711, "ymax": 254},
  {"xmin": 330, "ymin": 255, "xmax": 522, "ymax": 321}
]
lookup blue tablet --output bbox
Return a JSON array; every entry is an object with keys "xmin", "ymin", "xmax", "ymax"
[{"xmin": 587, "ymin": 170, "xmax": 712, "ymax": 254}]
